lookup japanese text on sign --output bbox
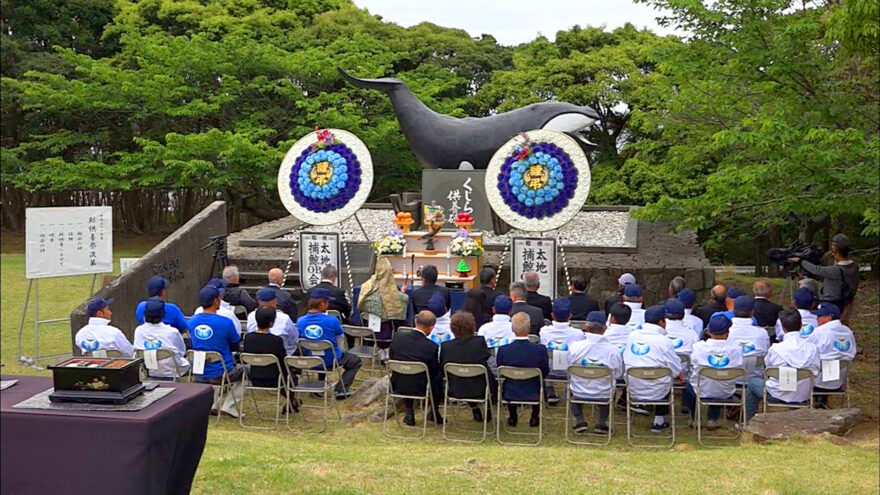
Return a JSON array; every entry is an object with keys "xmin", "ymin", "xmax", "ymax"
[
  {"xmin": 25, "ymin": 207, "xmax": 113, "ymax": 279},
  {"xmin": 298, "ymin": 232, "xmax": 340, "ymax": 290},
  {"xmin": 511, "ymin": 237, "xmax": 557, "ymax": 299}
]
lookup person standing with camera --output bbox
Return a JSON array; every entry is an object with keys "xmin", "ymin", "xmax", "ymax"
[{"xmin": 788, "ymin": 234, "xmax": 858, "ymax": 322}]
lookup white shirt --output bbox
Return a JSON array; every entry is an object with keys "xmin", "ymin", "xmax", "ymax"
[
  {"xmin": 623, "ymin": 302, "xmax": 645, "ymax": 329},
  {"xmin": 728, "ymin": 317, "xmax": 771, "ymax": 381},
  {"xmin": 429, "ymin": 311, "xmax": 453, "ymax": 345},
  {"xmin": 245, "ymin": 309, "xmax": 299, "ymax": 355},
  {"xmin": 683, "ymin": 308, "xmax": 704, "ymax": 338},
  {"xmin": 601, "ymin": 323, "xmax": 631, "ymax": 353},
  {"xmin": 75, "ymin": 317, "xmax": 134, "ymax": 357},
  {"xmin": 689, "ymin": 338, "xmax": 744, "ymax": 399},
  {"xmin": 804, "ymin": 319, "xmax": 857, "ymax": 389},
  {"xmin": 539, "ymin": 321, "xmax": 585, "ymax": 347},
  {"xmin": 478, "ymin": 314, "xmax": 515, "ymax": 348},
  {"xmin": 765, "ymin": 332, "xmax": 821, "ymax": 403},
  {"xmin": 195, "ymin": 303, "xmax": 242, "ymax": 334},
  {"xmin": 568, "ymin": 338, "xmax": 624, "ymax": 399},
  {"xmin": 133, "ymin": 322, "xmax": 190, "ymax": 378},
  {"xmin": 623, "ymin": 324, "xmax": 682, "ymax": 401},
  {"xmin": 775, "ymin": 309, "xmax": 818, "ymax": 342},
  {"xmin": 664, "ymin": 319, "xmax": 699, "ymax": 356}
]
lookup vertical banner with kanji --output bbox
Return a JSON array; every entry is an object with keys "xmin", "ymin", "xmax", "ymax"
[
  {"xmin": 25, "ymin": 207, "xmax": 113, "ymax": 279},
  {"xmin": 511, "ymin": 237, "xmax": 557, "ymax": 299},
  {"xmin": 298, "ymin": 232, "xmax": 340, "ymax": 290}
]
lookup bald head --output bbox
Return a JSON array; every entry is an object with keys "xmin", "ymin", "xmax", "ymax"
[
  {"xmin": 268, "ymin": 268, "xmax": 284, "ymax": 285},
  {"xmin": 524, "ymin": 272, "xmax": 540, "ymax": 291},
  {"xmin": 511, "ymin": 312, "xmax": 531, "ymax": 336},
  {"xmin": 711, "ymin": 285, "xmax": 727, "ymax": 302},
  {"xmin": 753, "ymin": 279, "xmax": 771, "ymax": 298}
]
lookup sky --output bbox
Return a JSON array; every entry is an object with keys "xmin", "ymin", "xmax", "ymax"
[{"xmin": 352, "ymin": 0, "xmax": 680, "ymax": 46}]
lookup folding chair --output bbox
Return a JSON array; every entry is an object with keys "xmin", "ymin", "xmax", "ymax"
[
  {"xmin": 544, "ymin": 343, "xmax": 570, "ymax": 416},
  {"xmin": 186, "ymin": 350, "xmax": 240, "ymax": 426},
  {"xmin": 694, "ymin": 367, "xmax": 746, "ymax": 447},
  {"xmin": 527, "ymin": 334, "xmax": 540, "ymax": 344},
  {"xmin": 565, "ymin": 365, "xmax": 615, "ymax": 446},
  {"xmin": 327, "ymin": 310, "xmax": 344, "ymax": 325},
  {"xmin": 812, "ymin": 360, "xmax": 852, "ymax": 408},
  {"xmin": 344, "ymin": 324, "xmax": 381, "ymax": 379},
  {"xmin": 238, "ymin": 353, "xmax": 286, "ymax": 430},
  {"xmin": 442, "ymin": 363, "xmax": 492, "ymax": 443},
  {"xmin": 672, "ymin": 354, "xmax": 690, "ymax": 429},
  {"xmin": 298, "ymin": 339, "xmax": 348, "ymax": 397},
  {"xmin": 134, "ymin": 349, "xmax": 185, "ymax": 382},
  {"xmin": 384, "ymin": 360, "xmax": 435, "ymax": 440},
  {"xmin": 87, "ymin": 349, "xmax": 125, "ymax": 358},
  {"xmin": 762, "ymin": 367, "xmax": 814, "ymax": 412},
  {"xmin": 570, "ymin": 321, "xmax": 587, "ymax": 330},
  {"xmin": 496, "ymin": 366, "xmax": 544, "ymax": 446},
  {"xmin": 542, "ymin": 318, "xmax": 552, "ymax": 327},
  {"xmin": 395, "ymin": 326, "xmax": 417, "ymax": 334},
  {"xmin": 284, "ymin": 355, "xmax": 341, "ymax": 432},
  {"xmin": 625, "ymin": 367, "xmax": 675, "ymax": 448}
]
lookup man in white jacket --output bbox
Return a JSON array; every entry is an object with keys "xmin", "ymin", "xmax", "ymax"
[
  {"xmin": 568, "ymin": 317, "xmax": 623, "ymax": 435},
  {"xmin": 728, "ymin": 296, "xmax": 771, "ymax": 383},
  {"xmin": 805, "ymin": 303, "xmax": 857, "ymax": 407},
  {"xmin": 75, "ymin": 297, "xmax": 134, "ymax": 357},
  {"xmin": 682, "ymin": 315, "xmax": 744, "ymax": 429},
  {"xmin": 133, "ymin": 300, "xmax": 190, "ymax": 378}
]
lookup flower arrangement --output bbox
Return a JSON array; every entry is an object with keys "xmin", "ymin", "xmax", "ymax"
[
  {"xmin": 374, "ymin": 227, "xmax": 405, "ymax": 255},
  {"xmin": 288, "ymin": 128, "xmax": 362, "ymax": 213},
  {"xmin": 496, "ymin": 139, "xmax": 577, "ymax": 220},
  {"xmin": 449, "ymin": 229, "xmax": 484, "ymax": 257}
]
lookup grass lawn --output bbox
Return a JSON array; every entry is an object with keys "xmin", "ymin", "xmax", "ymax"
[{"xmin": 2, "ymin": 235, "xmax": 878, "ymax": 494}]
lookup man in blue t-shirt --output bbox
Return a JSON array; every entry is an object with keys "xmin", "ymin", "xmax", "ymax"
[
  {"xmin": 135, "ymin": 276, "xmax": 189, "ymax": 333},
  {"xmin": 189, "ymin": 285, "xmax": 244, "ymax": 416},
  {"xmin": 296, "ymin": 288, "xmax": 362, "ymax": 399}
]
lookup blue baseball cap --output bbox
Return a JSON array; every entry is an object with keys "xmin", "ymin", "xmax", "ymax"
[
  {"xmin": 493, "ymin": 295, "xmax": 512, "ymax": 314},
  {"xmin": 734, "ymin": 295, "xmax": 754, "ymax": 312},
  {"xmin": 664, "ymin": 299, "xmax": 685, "ymax": 318},
  {"xmin": 624, "ymin": 284, "xmax": 642, "ymax": 298},
  {"xmin": 87, "ymin": 297, "xmax": 113, "ymax": 317},
  {"xmin": 147, "ymin": 276, "xmax": 168, "ymax": 297},
  {"xmin": 726, "ymin": 288, "xmax": 746, "ymax": 299},
  {"xmin": 257, "ymin": 288, "xmax": 277, "ymax": 302},
  {"xmin": 310, "ymin": 288, "xmax": 336, "ymax": 302},
  {"xmin": 707, "ymin": 315, "xmax": 732, "ymax": 335},
  {"xmin": 426, "ymin": 292, "xmax": 446, "ymax": 317},
  {"xmin": 794, "ymin": 287, "xmax": 816, "ymax": 309},
  {"xmin": 676, "ymin": 288, "xmax": 696, "ymax": 309},
  {"xmin": 644, "ymin": 305, "xmax": 666, "ymax": 324},
  {"xmin": 198, "ymin": 285, "xmax": 220, "ymax": 307},
  {"xmin": 208, "ymin": 278, "xmax": 227, "ymax": 295},
  {"xmin": 552, "ymin": 297, "xmax": 572, "ymax": 320},
  {"xmin": 813, "ymin": 303, "xmax": 840, "ymax": 320},
  {"xmin": 586, "ymin": 311, "xmax": 606, "ymax": 324},
  {"xmin": 144, "ymin": 299, "xmax": 165, "ymax": 319}
]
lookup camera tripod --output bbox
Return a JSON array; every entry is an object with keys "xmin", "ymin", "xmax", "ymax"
[{"xmin": 200, "ymin": 234, "xmax": 229, "ymax": 278}]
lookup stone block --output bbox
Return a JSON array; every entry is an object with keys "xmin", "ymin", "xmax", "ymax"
[{"xmin": 744, "ymin": 408, "xmax": 862, "ymax": 441}]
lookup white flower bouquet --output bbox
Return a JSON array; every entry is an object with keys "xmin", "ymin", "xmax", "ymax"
[
  {"xmin": 449, "ymin": 229, "xmax": 484, "ymax": 257},
  {"xmin": 374, "ymin": 227, "xmax": 405, "ymax": 255}
]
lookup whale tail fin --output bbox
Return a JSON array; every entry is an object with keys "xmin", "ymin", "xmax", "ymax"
[{"xmin": 338, "ymin": 67, "xmax": 404, "ymax": 92}]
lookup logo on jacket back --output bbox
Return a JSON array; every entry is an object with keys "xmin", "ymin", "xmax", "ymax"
[
  {"xmin": 488, "ymin": 336, "xmax": 509, "ymax": 348},
  {"xmin": 144, "ymin": 338, "xmax": 163, "ymax": 350},
  {"xmin": 81, "ymin": 338, "xmax": 99, "ymax": 352},
  {"xmin": 580, "ymin": 357, "xmax": 606, "ymax": 367},
  {"xmin": 738, "ymin": 341, "xmax": 756, "ymax": 354},
  {"xmin": 707, "ymin": 353, "xmax": 730, "ymax": 368},
  {"xmin": 799, "ymin": 325, "xmax": 814, "ymax": 338},
  {"xmin": 193, "ymin": 325, "xmax": 213, "ymax": 340},
  {"xmin": 667, "ymin": 336, "xmax": 684, "ymax": 349},
  {"xmin": 833, "ymin": 337, "xmax": 851, "ymax": 352},
  {"xmin": 547, "ymin": 341, "xmax": 569, "ymax": 351},
  {"xmin": 630, "ymin": 342, "xmax": 650, "ymax": 356},
  {"xmin": 304, "ymin": 325, "xmax": 323, "ymax": 339}
]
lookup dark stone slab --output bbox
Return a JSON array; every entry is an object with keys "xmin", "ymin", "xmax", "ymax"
[{"xmin": 744, "ymin": 408, "xmax": 862, "ymax": 441}]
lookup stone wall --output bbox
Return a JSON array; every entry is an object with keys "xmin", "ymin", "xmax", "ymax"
[{"xmin": 69, "ymin": 201, "xmax": 227, "ymax": 348}]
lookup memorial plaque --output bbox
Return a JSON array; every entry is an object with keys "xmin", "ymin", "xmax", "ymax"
[
  {"xmin": 299, "ymin": 232, "xmax": 341, "ymax": 290},
  {"xmin": 511, "ymin": 237, "xmax": 557, "ymax": 299},
  {"xmin": 421, "ymin": 170, "xmax": 492, "ymax": 231}
]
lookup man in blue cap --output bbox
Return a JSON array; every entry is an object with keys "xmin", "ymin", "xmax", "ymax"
[
  {"xmin": 676, "ymin": 288, "xmax": 704, "ymax": 339},
  {"xmin": 584, "ymin": 311, "xmax": 607, "ymax": 338},
  {"xmin": 133, "ymin": 300, "xmax": 189, "ymax": 379},
  {"xmin": 245, "ymin": 288, "xmax": 299, "ymax": 355},
  {"xmin": 774, "ymin": 287, "xmax": 819, "ymax": 342},
  {"xmin": 135, "ymin": 276, "xmax": 188, "ymax": 332},
  {"xmin": 806, "ymin": 303, "xmax": 857, "ymax": 407},
  {"xmin": 477, "ymin": 295, "xmax": 515, "ymax": 350},
  {"xmin": 539, "ymin": 297, "xmax": 586, "ymax": 404},
  {"xmin": 623, "ymin": 304, "xmax": 682, "ymax": 432},
  {"xmin": 568, "ymin": 310, "xmax": 624, "ymax": 434},
  {"xmin": 621, "ymin": 284, "xmax": 646, "ymax": 329},
  {"xmin": 602, "ymin": 303, "xmax": 632, "ymax": 352},
  {"xmin": 296, "ymin": 288, "xmax": 362, "ymax": 399},
  {"xmin": 193, "ymin": 278, "xmax": 242, "ymax": 335},
  {"xmin": 426, "ymin": 292, "xmax": 452, "ymax": 345},
  {"xmin": 75, "ymin": 297, "xmax": 134, "ymax": 357},
  {"xmin": 711, "ymin": 287, "xmax": 759, "ymax": 327},
  {"xmin": 683, "ymin": 315, "xmax": 744, "ymax": 430},
  {"xmin": 189, "ymin": 285, "xmax": 243, "ymax": 416},
  {"xmin": 663, "ymin": 299, "xmax": 698, "ymax": 360},
  {"xmin": 728, "ymin": 295, "xmax": 770, "ymax": 384}
]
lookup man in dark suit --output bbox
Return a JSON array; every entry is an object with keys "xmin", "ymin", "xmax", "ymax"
[
  {"xmin": 308, "ymin": 265, "xmax": 351, "ymax": 323},
  {"xmin": 477, "ymin": 267, "xmax": 503, "ymax": 308},
  {"xmin": 389, "ymin": 310, "xmax": 443, "ymax": 425},
  {"xmin": 496, "ymin": 312, "xmax": 550, "ymax": 427},
  {"xmin": 510, "ymin": 282, "xmax": 544, "ymax": 335},
  {"xmin": 265, "ymin": 268, "xmax": 297, "ymax": 320},
  {"xmin": 440, "ymin": 311, "xmax": 496, "ymax": 422},
  {"xmin": 411, "ymin": 265, "xmax": 451, "ymax": 313},
  {"xmin": 752, "ymin": 279, "xmax": 783, "ymax": 329},
  {"xmin": 694, "ymin": 285, "xmax": 726, "ymax": 327},
  {"xmin": 524, "ymin": 272, "xmax": 552, "ymax": 320},
  {"xmin": 222, "ymin": 265, "xmax": 257, "ymax": 313},
  {"xmin": 568, "ymin": 275, "xmax": 599, "ymax": 320}
]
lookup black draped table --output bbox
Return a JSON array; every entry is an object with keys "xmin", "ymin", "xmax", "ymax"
[{"xmin": 1, "ymin": 375, "xmax": 213, "ymax": 495}]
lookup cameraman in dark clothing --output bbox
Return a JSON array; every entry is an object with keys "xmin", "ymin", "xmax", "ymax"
[{"xmin": 788, "ymin": 234, "xmax": 858, "ymax": 322}]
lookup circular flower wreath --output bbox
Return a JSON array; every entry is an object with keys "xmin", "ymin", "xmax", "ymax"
[
  {"xmin": 496, "ymin": 141, "xmax": 578, "ymax": 219},
  {"xmin": 288, "ymin": 139, "xmax": 362, "ymax": 213}
]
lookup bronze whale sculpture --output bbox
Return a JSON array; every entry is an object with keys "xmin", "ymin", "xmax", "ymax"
[{"xmin": 338, "ymin": 68, "xmax": 600, "ymax": 170}]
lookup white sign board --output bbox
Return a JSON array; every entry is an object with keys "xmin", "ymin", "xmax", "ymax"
[
  {"xmin": 511, "ymin": 237, "xmax": 557, "ymax": 299},
  {"xmin": 25, "ymin": 207, "xmax": 113, "ymax": 279},
  {"xmin": 119, "ymin": 257, "xmax": 140, "ymax": 273},
  {"xmin": 299, "ymin": 232, "xmax": 340, "ymax": 290}
]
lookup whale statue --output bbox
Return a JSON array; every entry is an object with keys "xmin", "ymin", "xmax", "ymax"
[{"xmin": 338, "ymin": 68, "xmax": 600, "ymax": 170}]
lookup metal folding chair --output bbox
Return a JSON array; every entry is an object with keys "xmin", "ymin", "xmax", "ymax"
[
  {"xmin": 343, "ymin": 324, "xmax": 381, "ymax": 380},
  {"xmin": 384, "ymin": 360, "xmax": 435, "ymax": 440},
  {"xmin": 812, "ymin": 360, "xmax": 852, "ymax": 408},
  {"xmin": 395, "ymin": 326, "xmax": 417, "ymax": 334},
  {"xmin": 527, "ymin": 334, "xmax": 540, "ymax": 344},
  {"xmin": 570, "ymin": 321, "xmax": 587, "ymax": 330},
  {"xmin": 134, "ymin": 349, "xmax": 185, "ymax": 381},
  {"xmin": 545, "ymin": 344, "xmax": 570, "ymax": 416},
  {"xmin": 298, "ymin": 339, "xmax": 348, "ymax": 397},
  {"xmin": 496, "ymin": 366, "xmax": 544, "ymax": 446},
  {"xmin": 327, "ymin": 310, "xmax": 344, "ymax": 325},
  {"xmin": 565, "ymin": 365, "xmax": 615, "ymax": 446},
  {"xmin": 763, "ymin": 367, "xmax": 815, "ymax": 412},
  {"xmin": 695, "ymin": 367, "xmax": 746, "ymax": 447},
  {"xmin": 186, "ymin": 350, "xmax": 240, "ymax": 426},
  {"xmin": 625, "ymin": 367, "xmax": 675, "ymax": 448},
  {"xmin": 239, "ymin": 353, "xmax": 286, "ymax": 430},
  {"xmin": 442, "ymin": 363, "xmax": 492, "ymax": 443},
  {"xmin": 284, "ymin": 355, "xmax": 341, "ymax": 432},
  {"xmin": 672, "ymin": 354, "xmax": 690, "ymax": 430},
  {"xmin": 87, "ymin": 349, "xmax": 125, "ymax": 358},
  {"xmin": 542, "ymin": 318, "xmax": 552, "ymax": 327}
]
